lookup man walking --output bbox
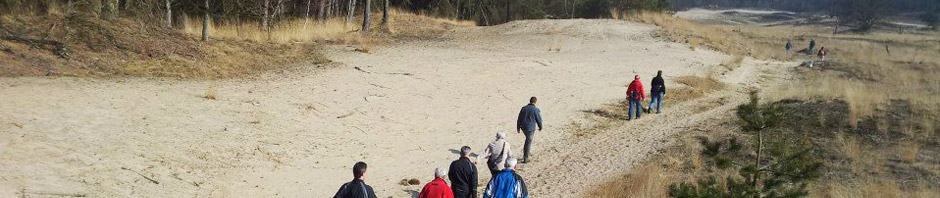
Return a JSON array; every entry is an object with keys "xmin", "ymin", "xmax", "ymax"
[
  {"xmin": 449, "ymin": 146, "xmax": 478, "ymax": 198},
  {"xmin": 482, "ymin": 158, "xmax": 528, "ymax": 198},
  {"xmin": 785, "ymin": 39, "xmax": 792, "ymax": 56},
  {"xmin": 418, "ymin": 167, "xmax": 455, "ymax": 198},
  {"xmin": 516, "ymin": 97, "xmax": 543, "ymax": 164},
  {"xmin": 332, "ymin": 162, "xmax": 378, "ymax": 198},
  {"xmin": 808, "ymin": 38, "xmax": 816, "ymax": 55},
  {"xmin": 647, "ymin": 71, "xmax": 666, "ymax": 114},
  {"xmin": 626, "ymin": 75, "xmax": 645, "ymax": 120},
  {"xmin": 478, "ymin": 131, "xmax": 511, "ymax": 177}
]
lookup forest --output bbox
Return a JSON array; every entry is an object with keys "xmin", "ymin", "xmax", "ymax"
[{"xmin": 2, "ymin": 0, "xmax": 937, "ymax": 28}]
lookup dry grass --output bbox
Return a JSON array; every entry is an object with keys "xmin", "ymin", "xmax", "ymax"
[
  {"xmin": 180, "ymin": 9, "xmax": 474, "ymax": 44},
  {"xmin": 670, "ymin": 75, "xmax": 726, "ymax": 102},
  {"xmin": 811, "ymin": 177, "xmax": 940, "ymax": 198},
  {"xmin": 182, "ymin": 16, "xmax": 353, "ymax": 44},
  {"xmin": 721, "ymin": 54, "xmax": 745, "ymax": 71},
  {"xmin": 898, "ymin": 140, "xmax": 920, "ymax": 164},
  {"xmin": 838, "ymin": 134, "xmax": 861, "ymax": 162},
  {"xmin": 584, "ymin": 164, "xmax": 671, "ymax": 198},
  {"xmin": 621, "ymin": 12, "xmax": 940, "ymax": 125},
  {"xmin": 203, "ymin": 82, "xmax": 218, "ymax": 100}
]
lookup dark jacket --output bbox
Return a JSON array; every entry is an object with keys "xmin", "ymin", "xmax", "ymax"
[
  {"xmin": 651, "ymin": 75, "xmax": 665, "ymax": 94},
  {"xmin": 333, "ymin": 179, "xmax": 378, "ymax": 198},
  {"xmin": 449, "ymin": 157, "xmax": 479, "ymax": 198},
  {"xmin": 516, "ymin": 104, "xmax": 543, "ymax": 132}
]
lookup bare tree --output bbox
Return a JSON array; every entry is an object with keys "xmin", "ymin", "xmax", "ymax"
[
  {"xmin": 165, "ymin": 0, "xmax": 173, "ymax": 27},
  {"xmin": 318, "ymin": 0, "xmax": 327, "ymax": 23},
  {"xmin": 262, "ymin": 0, "xmax": 271, "ymax": 31},
  {"xmin": 346, "ymin": 0, "xmax": 358, "ymax": 25},
  {"xmin": 202, "ymin": 0, "xmax": 210, "ymax": 41},
  {"xmin": 362, "ymin": 0, "xmax": 371, "ymax": 32},
  {"xmin": 303, "ymin": 0, "xmax": 312, "ymax": 28},
  {"xmin": 381, "ymin": 0, "xmax": 388, "ymax": 26}
]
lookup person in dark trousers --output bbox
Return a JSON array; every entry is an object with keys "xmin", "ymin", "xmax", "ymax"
[
  {"xmin": 482, "ymin": 157, "xmax": 528, "ymax": 198},
  {"xmin": 647, "ymin": 71, "xmax": 666, "ymax": 114},
  {"xmin": 333, "ymin": 162, "xmax": 378, "ymax": 198},
  {"xmin": 449, "ymin": 146, "xmax": 479, "ymax": 198},
  {"xmin": 626, "ymin": 75, "xmax": 645, "ymax": 120},
  {"xmin": 516, "ymin": 97, "xmax": 542, "ymax": 164},
  {"xmin": 808, "ymin": 38, "xmax": 816, "ymax": 55}
]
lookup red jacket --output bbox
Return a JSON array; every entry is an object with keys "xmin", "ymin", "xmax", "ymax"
[
  {"xmin": 418, "ymin": 178, "xmax": 455, "ymax": 198},
  {"xmin": 627, "ymin": 78, "xmax": 645, "ymax": 100}
]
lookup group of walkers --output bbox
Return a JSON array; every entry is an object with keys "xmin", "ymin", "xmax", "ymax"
[
  {"xmin": 333, "ymin": 72, "xmax": 670, "ymax": 198},
  {"xmin": 334, "ymin": 97, "xmax": 545, "ymax": 198},
  {"xmin": 626, "ymin": 70, "xmax": 667, "ymax": 120},
  {"xmin": 785, "ymin": 38, "xmax": 827, "ymax": 60}
]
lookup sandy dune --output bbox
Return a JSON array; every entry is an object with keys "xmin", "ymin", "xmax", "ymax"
[{"xmin": 0, "ymin": 19, "xmax": 793, "ymax": 197}]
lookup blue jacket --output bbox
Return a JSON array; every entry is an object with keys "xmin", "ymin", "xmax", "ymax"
[
  {"xmin": 483, "ymin": 170, "xmax": 528, "ymax": 198},
  {"xmin": 516, "ymin": 104, "xmax": 543, "ymax": 132}
]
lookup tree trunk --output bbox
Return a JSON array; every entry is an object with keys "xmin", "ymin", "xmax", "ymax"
[
  {"xmin": 504, "ymin": 0, "xmax": 510, "ymax": 22},
  {"xmin": 262, "ymin": 0, "xmax": 270, "ymax": 30},
  {"xmin": 101, "ymin": 0, "xmax": 117, "ymax": 19},
  {"xmin": 380, "ymin": 0, "xmax": 388, "ymax": 26},
  {"xmin": 274, "ymin": 0, "xmax": 284, "ymax": 23},
  {"xmin": 455, "ymin": 0, "xmax": 460, "ymax": 20},
  {"xmin": 318, "ymin": 0, "xmax": 327, "ymax": 23},
  {"xmin": 752, "ymin": 131, "xmax": 762, "ymax": 189},
  {"xmin": 304, "ymin": 0, "xmax": 312, "ymax": 28},
  {"xmin": 165, "ymin": 0, "xmax": 172, "ymax": 27},
  {"xmin": 202, "ymin": 0, "xmax": 210, "ymax": 41},
  {"xmin": 346, "ymin": 0, "xmax": 358, "ymax": 26},
  {"xmin": 362, "ymin": 0, "xmax": 371, "ymax": 32}
]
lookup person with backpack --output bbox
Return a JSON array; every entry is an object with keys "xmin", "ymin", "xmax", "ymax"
[
  {"xmin": 626, "ymin": 75, "xmax": 646, "ymax": 120},
  {"xmin": 332, "ymin": 162, "xmax": 378, "ymax": 198},
  {"xmin": 418, "ymin": 167, "xmax": 455, "ymax": 198},
  {"xmin": 478, "ymin": 131, "xmax": 512, "ymax": 177},
  {"xmin": 449, "ymin": 146, "xmax": 478, "ymax": 198},
  {"xmin": 482, "ymin": 157, "xmax": 528, "ymax": 198},
  {"xmin": 647, "ymin": 71, "xmax": 666, "ymax": 114},
  {"xmin": 516, "ymin": 97, "xmax": 543, "ymax": 164},
  {"xmin": 817, "ymin": 47, "xmax": 827, "ymax": 61}
]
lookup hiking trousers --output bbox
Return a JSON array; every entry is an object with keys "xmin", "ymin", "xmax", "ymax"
[
  {"xmin": 648, "ymin": 92, "xmax": 663, "ymax": 113},
  {"xmin": 628, "ymin": 99, "xmax": 642, "ymax": 119},
  {"xmin": 523, "ymin": 130, "xmax": 535, "ymax": 162}
]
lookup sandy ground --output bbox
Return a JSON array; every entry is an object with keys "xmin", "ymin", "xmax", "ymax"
[{"xmin": 0, "ymin": 19, "xmax": 794, "ymax": 197}]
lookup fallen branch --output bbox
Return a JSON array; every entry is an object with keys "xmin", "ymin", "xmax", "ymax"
[
  {"xmin": 0, "ymin": 25, "xmax": 70, "ymax": 59},
  {"xmin": 1, "ymin": 35, "xmax": 69, "ymax": 59},
  {"xmin": 20, "ymin": 189, "xmax": 87, "ymax": 197},
  {"xmin": 354, "ymin": 66, "xmax": 413, "ymax": 76},
  {"xmin": 0, "ymin": 42, "xmax": 12, "ymax": 54},
  {"xmin": 121, "ymin": 167, "xmax": 160, "ymax": 184}
]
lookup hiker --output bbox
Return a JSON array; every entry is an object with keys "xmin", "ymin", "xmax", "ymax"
[
  {"xmin": 482, "ymin": 157, "xmax": 528, "ymax": 198},
  {"xmin": 449, "ymin": 146, "xmax": 478, "ymax": 198},
  {"xmin": 647, "ymin": 71, "xmax": 666, "ymax": 114},
  {"xmin": 418, "ymin": 167, "xmax": 455, "ymax": 198},
  {"xmin": 332, "ymin": 162, "xmax": 378, "ymax": 198},
  {"xmin": 516, "ymin": 96, "xmax": 542, "ymax": 164},
  {"xmin": 478, "ymin": 131, "xmax": 512, "ymax": 177},
  {"xmin": 817, "ymin": 47, "xmax": 827, "ymax": 61},
  {"xmin": 808, "ymin": 38, "xmax": 816, "ymax": 54},
  {"xmin": 785, "ymin": 39, "xmax": 792, "ymax": 56},
  {"xmin": 626, "ymin": 75, "xmax": 645, "ymax": 120}
]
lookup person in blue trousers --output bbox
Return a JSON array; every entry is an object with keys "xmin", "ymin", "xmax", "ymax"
[{"xmin": 647, "ymin": 71, "xmax": 666, "ymax": 114}]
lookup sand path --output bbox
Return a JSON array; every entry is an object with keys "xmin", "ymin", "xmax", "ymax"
[{"xmin": 0, "ymin": 19, "xmax": 792, "ymax": 197}]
